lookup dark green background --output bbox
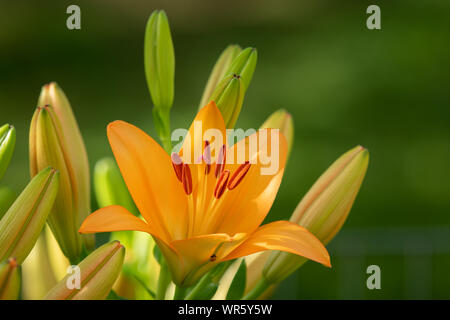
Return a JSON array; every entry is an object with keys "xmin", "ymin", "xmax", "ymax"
[{"xmin": 1, "ymin": 0, "xmax": 449, "ymax": 299}]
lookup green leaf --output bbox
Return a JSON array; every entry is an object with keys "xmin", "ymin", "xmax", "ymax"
[
  {"xmin": 107, "ymin": 290, "xmax": 127, "ymax": 300},
  {"xmin": 226, "ymin": 260, "xmax": 247, "ymax": 300}
]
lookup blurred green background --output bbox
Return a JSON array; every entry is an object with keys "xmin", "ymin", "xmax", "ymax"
[{"xmin": 1, "ymin": 0, "xmax": 449, "ymax": 299}]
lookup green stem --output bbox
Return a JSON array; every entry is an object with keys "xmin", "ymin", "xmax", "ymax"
[
  {"xmin": 156, "ymin": 259, "xmax": 171, "ymax": 300},
  {"xmin": 152, "ymin": 107, "xmax": 172, "ymax": 153},
  {"xmin": 241, "ymin": 278, "xmax": 269, "ymax": 300},
  {"xmin": 173, "ymin": 285, "xmax": 188, "ymax": 300}
]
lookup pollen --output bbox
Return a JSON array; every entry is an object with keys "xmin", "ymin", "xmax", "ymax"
[
  {"xmin": 215, "ymin": 144, "xmax": 226, "ymax": 178},
  {"xmin": 182, "ymin": 164, "xmax": 193, "ymax": 195},
  {"xmin": 214, "ymin": 170, "xmax": 230, "ymax": 199},
  {"xmin": 210, "ymin": 254, "xmax": 217, "ymax": 262},
  {"xmin": 171, "ymin": 152, "xmax": 183, "ymax": 182},
  {"xmin": 228, "ymin": 161, "xmax": 251, "ymax": 190}
]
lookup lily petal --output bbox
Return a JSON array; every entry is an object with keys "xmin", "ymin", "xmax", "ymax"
[
  {"xmin": 212, "ymin": 129, "xmax": 287, "ymax": 234},
  {"xmin": 223, "ymin": 221, "xmax": 331, "ymax": 267},
  {"xmin": 79, "ymin": 205, "xmax": 153, "ymax": 234},
  {"xmin": 108, "ymin": 121, "xmax": 187, "ymax": 241}
]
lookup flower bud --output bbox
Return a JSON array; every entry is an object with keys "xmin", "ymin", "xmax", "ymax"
[
  {"xmin": 93, "ymin": 157, "xmax": 138, "ymax": 216},
  {"xmin": 260, "ymin": 109, "xmax": 294, "ymax": 159},
  {"xmin": 0, "ymin": 258, "xmax": 21, "ymax": 300},
  {"xmin": 0, "ymin": 167, "xmax": 59, "ymax": 264},
  {"xmin": 263, "ymin": 146, "xmax": 369, "ymax": 284},
  {"xmin": 144, "ymin": 10, "xmax": 175, "ymax": 110},
  {"xmin": 30, "ymin": 106, "xmax": 83, "ymax": 263},
  {"xmin": 210, "ymin": 74, "xmax": 245, "ymax": 128},
  {"xmin": 226, "ymin": 47, "xmax": 257, "ymax": 90},
  {"xmin": 199, "ymin": 44, "xmax": 242, "ymax": 108},
  {"xmin": 44, "ymin": 241, "xmax": 125, "ymax": 300},
  {"xmin": 0, "ymin": 124, "xmax": 16, "ymax": 180},
  {"xmin": 36, "ymin": 82, "xmax": 94, "ymax": 252},
  {"xmin": 0, "ymin": 186, "xmax": 16, "ymax": 220}
]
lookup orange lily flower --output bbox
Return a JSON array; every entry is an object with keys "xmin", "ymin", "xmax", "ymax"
[{"xmin": 79, "ymin": 102, "xmax": 330, "ymax": 287}]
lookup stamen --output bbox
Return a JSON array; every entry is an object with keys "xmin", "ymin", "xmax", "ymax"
[
  {"xmin": 171, "ymin": 153, "xmax": 183, "ymax": 182},
  {"xmin": 204, "ymin": 140, "xmax": 211, "ymax": 175},
  {"xmin": 214, "ymin": 145, "xmax": 226, "ymax": 178},
  {"xmin": 228, "ymin": 161, "xmax": 251, "ymax": 190},
  {"xmin": 182, "ymin": 164, "xmax": 193, "ymax": 195},
  {"xmin": 214, "ymin": 170, "xmax": 230, "ymax": 199}
]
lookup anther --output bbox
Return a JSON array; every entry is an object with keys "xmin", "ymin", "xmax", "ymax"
[
  {"xmin": 228, "ymin": 161, "xmax": 251, "ymax": 190},
  {"xmin": 171, "ymin": 153, "xmax": 183, "ymax": 182},
  {"xmin": 214, "ymin": 145, "xmax": 226, "ymax": 178},
  {"xmin": 214, "ymin": 170, "xmax": 230, "ymax": 199},
  {"xmin": 210, "ymin": 254, "xmax": 217, "ymax": 262},
  {"xmin": 204, "ymin": 140, "xmax": 211, "ymax": 175},
  {"xmin": 182, "ymin": 164, "xmax": 193, "ymax": 195}
]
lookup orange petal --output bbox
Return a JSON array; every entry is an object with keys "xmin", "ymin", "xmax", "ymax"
[
  {"xmin": 180, "ymin": 101, "xmax": 227, "ymax": 165},
  {"xmin": 210, "ymin": 129, "xmax": 287, "ymax": 234},
  {"xmin": 107, "ymin": 120, "xmax": 187, "ymax": 242},
  {"xmin": 178, "ymin": 102, "xmax": 227, "ymax": 235},
  {"xmin": 223, "ymin": 221, "xmax": 331, "ymax": 267},
  {"xmin": 79, "ymin": 205, "xmax": 153, "ymax": 234}
]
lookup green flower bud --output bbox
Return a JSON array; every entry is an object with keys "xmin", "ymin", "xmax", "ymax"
[
  {"xmin": 45, "ymin": 241, "xmax": 125, "ymax": 300},
  {"xmin": 225, "ymin": 47, "xmax": 257, "ymax": 90},
  {"xmin": 0, "ymin": 167, "xmax": 59, "ymax": 264},
  {"xmin": 94, "ymin": 158, "xmax": 138, "ymax": 216},
  {"xmin": 260, "ymin": 109, "xmax": 294, "ymax": 160},
  {"xmin": 0, "ymin": 258, "xmax": 21, "ymax": 300},
  {"xmin": 144, "ymin": 10, "xmax": 175, "ymax": 110},
  {"xmin": 0, "ymin": 186, "xmax": 16, "ymax": 220},
  {"xmin": 199, "ymin": 44, "xmax": 242, "ymax": 109},
  {"xmin": 263, "ymin": 146, "xmax": 369, "ymax": 284},
  {"xmin": 210, "ymin": 74, "xmax": 245, "ymax": 128},
  {"xmin": 29, "ymin": 106, "xmax": 83, "ymax": 263},
  {"xmin": 36, "ymin": 82, "xmax": 94, "ymax": 252},
  {"xmin": 0, "ymin": 124, "xmax": 16, "ymax": 180}
]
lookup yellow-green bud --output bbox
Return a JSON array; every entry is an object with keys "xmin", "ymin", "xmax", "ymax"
[
  {"xmin": 263, "ymin": 146, "xmax": 369, "ymax": 284},
  {"xmin": 0, "ymin": 258, "xmax": 21, "ymax": 300},
  {"xmin": 210, "ymin": 74, "xmax": 245, "ymax": 129},
  {"xmin": 0, "ymin": 167, "xmax": 59, "ymax": 264},
  {"xmin": 144, "ymin": 10, "xmax": 175, "ymax": 110},
  {"xmin": 30, "ymin": 106, "xmax": 83, "ymax": 263},
  {"xmin": 199, "ymin": 44, "xmax": 242, "ymax": 109},
  {"xmin": 225, "ymin": 47, "xmax": 257, "ymax": 90},
  {"xmin": 260, "ymin": 109, "xmax": 294, "ymax": 159},
  {"xmin": 44, "ymin": 241, "xmax": 125, "ymax": 300},
  {"xmin": 36, "ymin": 82, "xmax": 94, "ymax": 252},
  {"xmin": 0, "ymin": 124, "xmax": 16, "ymax": 180},
  {"xmin": 93, "ymin": 157, "xmax": 138, "ymax": 216}
]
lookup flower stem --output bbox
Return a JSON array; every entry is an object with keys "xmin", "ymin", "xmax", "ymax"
[
  {"xmin": 241, "ymin": 278, "xmax": 269, "ymax": 300},
  {"xmin": 156, "ymin": 258, "xmax": 171, "ymax": 299},
  {"xmin": 173, "ymin": 285, "xmax": 188, "ymax": 300}
]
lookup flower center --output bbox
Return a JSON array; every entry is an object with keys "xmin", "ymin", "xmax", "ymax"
[{"xmin": 171, "ymin": 142, "xmax": 252, "ymax": 236}]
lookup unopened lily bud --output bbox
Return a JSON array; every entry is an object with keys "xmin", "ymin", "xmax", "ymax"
[
  {"xmin": 0, "ymin": 258, "xmax": 21, "ymax": 300},
  {"xmin": 226, "ymin": 47, "xmax": 257, "ymax": 90},
  {"xmin": 260, "ymin": 109, "xmax": 294, "ymax": 159},
  {"xmin": 0, "ymin": 186, "xmax": 16, "ymax": 220},
  {"xmin": 30, "ymin": 106, "xmax": 83, "ymax": 263},
  {"xmin": 45, "ymin": 241, "xmax": 125, "ymax": 300},
  {"xmin": 0, "ymin": 167, "xmax": 59, "ymax": 264},
  {"xmin": 36, "ymin": 82, "xmax": 94, "ymax": 252},
  {"xmin": 0, "ymin": 124, "xmax": 16, "ymax": 180},
  {"xmin": 263, "ymin": 146, "xmax": 369, "ymax": 284},
  {"xmin": 144, "ymin": 10, "xmax": 175, "ymax": 110},
  {"xmin": 199, "ymin": 44, "xmax": 242, "ymax": 108},
  {"xmin": 94, "ymin": 157, "xmax": 138, "ymax": 216},
  {"xmin": 210, "ymin": 74, "xmax": 245, "ymax": 128}
]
